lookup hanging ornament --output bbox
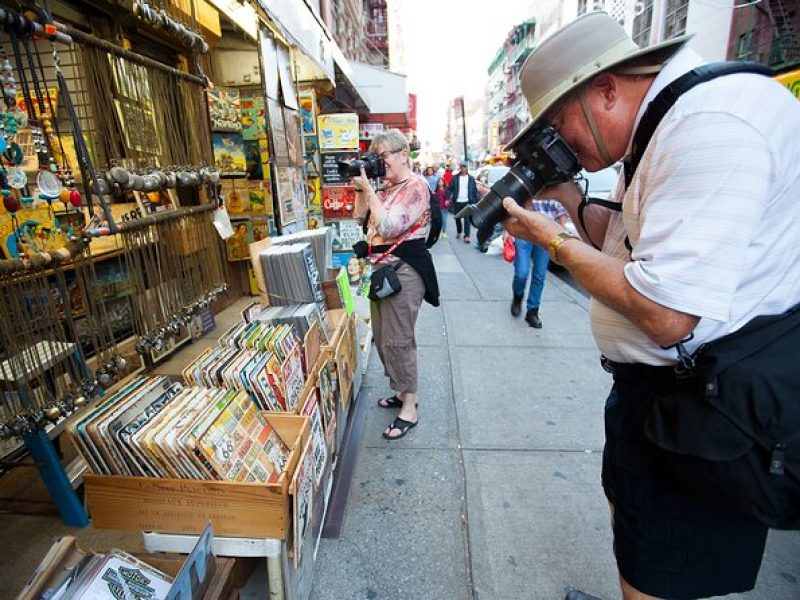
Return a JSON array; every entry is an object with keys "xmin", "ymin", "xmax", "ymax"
[
  {"xmin": 4, "ymin": 142, "xmax": 22, "ymax": 165},
  {"xmin": 69, "ymin": 188, "xmax": 82, "ymax": 207},
  {"xmin": 58, "ymin": 187, "xmax": 71, "ymax": 204},
  {"xmin": 37, "ymin": 169, "xmax": 63, "ymax": 198},
  {"xmin": 6, "ymin": 166, "xmax": 26, "ymax": 189},
  {"xmin": 44, "ymin": 405, "xmax": 62, "ymax": 422},
  {"xmin": 3, "ymin": 193, "xmax": 20, "ymax": 212}
]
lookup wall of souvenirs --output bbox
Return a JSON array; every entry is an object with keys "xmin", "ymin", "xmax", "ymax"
[{"xmin": 1, "ymin": 1, "xmax": 380, "ymax": 597}]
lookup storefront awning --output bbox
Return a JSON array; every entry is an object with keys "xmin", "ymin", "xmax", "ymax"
[
  {"xmin": 349, "ymin": 62, "xmax": 406, "ymax": 114},
  {"xmin": 254, "ymin": 0, "xmax": 334, "ymax": 82},
  {"xmin": 331, "ymin": 45, "xmax": 371, "ymax": 112},
  {"xmin": 252, "ymin": 0, "xmax": 369, "ymax": 113}
]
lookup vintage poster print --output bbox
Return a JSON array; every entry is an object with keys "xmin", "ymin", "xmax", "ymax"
[
  {"xmin": 317, "ymin": 113, "xmax": 359, "ymax": 150},
  {"xmin": 322, "ymin": 186, "xmax": 356, "ymax": 220}
]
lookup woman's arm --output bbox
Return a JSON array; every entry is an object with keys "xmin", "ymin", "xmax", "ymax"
[{"xmin": 351, "ymin": 167, "xmax": 375, "ymax": 222}]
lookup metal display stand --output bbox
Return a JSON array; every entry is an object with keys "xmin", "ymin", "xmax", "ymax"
[{"xmin": 0, "ymin": 341, "xmax": 92, "ymax": 527}]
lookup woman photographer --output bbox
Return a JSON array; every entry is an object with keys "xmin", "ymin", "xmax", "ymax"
[{"xmin": 351, "ymin": 129, "xmax": 439, "ymax": 440}]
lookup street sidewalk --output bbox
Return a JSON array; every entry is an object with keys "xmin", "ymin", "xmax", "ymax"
[{"xmin": 311, "ymin": 220, "xmax": 800, "ymax": 600}]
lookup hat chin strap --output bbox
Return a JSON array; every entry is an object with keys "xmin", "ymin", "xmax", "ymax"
[{"xmin": 578, "ymin": 88, "xmax": 614, "ymax": 166}]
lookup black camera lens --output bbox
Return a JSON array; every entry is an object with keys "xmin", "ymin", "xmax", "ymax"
[
  {"xmin": 337, "ymin": 159, "xmax": 365, "ymax": 179},
  {"xmin": 455, "ymin": 126, "xmax": 582, "ymax": 244},
  {"xmin": 337, "ymin": 151, "xmax": 387, "ymax": 180}
]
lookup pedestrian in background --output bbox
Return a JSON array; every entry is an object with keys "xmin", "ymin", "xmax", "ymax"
[
  {"xmin": 501, "ymin": 12, "xmax": 800, "ymax": 599},
  {"xmin": 423, "ymin": 165, "xmax": 440, "ymax": 192},
  {"xmin": 442, "ymin": 163, "xmax": 454, "ymax": 188},
  {"xmin": 447, "ymin": 162, "xmax": 478, "ymax": 243},
  {"xmin": 508, "ymin": 199, "xmax": 568, "ymax": 328},
  {"xmin": 434, "ymin": 177, "xmax": 449, "ymax": 239}
]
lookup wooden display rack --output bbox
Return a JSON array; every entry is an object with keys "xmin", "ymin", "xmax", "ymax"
[{"xmin": 83, "ymin": 413, "xmax": 310, "ymax": 539}]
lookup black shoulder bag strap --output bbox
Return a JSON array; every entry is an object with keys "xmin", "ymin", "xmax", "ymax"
[{"xmin": 578, "ymin": 61, "xmax": 774, "ymax": 251}]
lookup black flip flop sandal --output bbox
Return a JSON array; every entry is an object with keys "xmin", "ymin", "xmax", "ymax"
[
  {"xmin": 377, "ymin": 395, "xmax": 403, "ymax": 409},
  {"xmin": 377, "ymin": 396, "xmax": 418, "ymax": 409},
  {"xmin": 382, "ymin": 416, "xmax": 418, "ymax": 440}
]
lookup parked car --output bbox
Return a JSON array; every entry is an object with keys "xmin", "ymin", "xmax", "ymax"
[
  {"xmin": 563, "ymin": 165, "xmax": 621, "ymax": 236},
  {"xmin": 474, "ymin": 165, "xmax": 511, "ymax": 198}
]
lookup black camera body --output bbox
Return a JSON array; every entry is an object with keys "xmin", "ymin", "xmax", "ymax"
[
  {"xmin": 337, "ymin": 151, "xmax": 386, "ymax": 179},
  {"xmin": 456, "ymin": 126, "xmax": 582, "ymax": 244}
]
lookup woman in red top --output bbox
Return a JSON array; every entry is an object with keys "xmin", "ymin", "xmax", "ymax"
[{"xmin": 435, "ymin": 177, "xmax": 449, "ymax": 238}]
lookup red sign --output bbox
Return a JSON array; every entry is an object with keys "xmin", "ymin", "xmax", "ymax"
[
  {"xmin": 322, "ymin": 186, "xmax": 357, "ymax": 220},
  {"xmin": 407, "ymin": 93, "xmax": 417, "ymax": 131}
]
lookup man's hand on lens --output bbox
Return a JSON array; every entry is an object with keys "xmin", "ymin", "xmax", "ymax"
[
  {"xmin": 351, "ymin": 166, "xmax": 370, "ymax": 192},
  {"xmin": 501, "ymin": 197, "xmax": 562, "ymax": 247}
]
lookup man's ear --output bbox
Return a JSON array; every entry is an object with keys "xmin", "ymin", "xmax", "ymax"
[{"xmin": 589, "ymin": 73, "xmax": 618, "ymax": 111}]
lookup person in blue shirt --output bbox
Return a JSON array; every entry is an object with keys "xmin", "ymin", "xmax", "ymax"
[{"xmin": 507, "ymin": 199, "xmax": 568, "ymax": 328}]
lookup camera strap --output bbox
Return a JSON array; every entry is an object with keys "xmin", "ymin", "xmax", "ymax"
[
  {"xmin": 577, "ymin": 60, "xmax": 773, "ymax": 252},
  {"xmin": 370, "ymin": 210, "xmax": 429, "ymax": 266}
]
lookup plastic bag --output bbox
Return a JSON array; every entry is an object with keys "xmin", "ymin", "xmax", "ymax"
[{"xmin": 502, "ymin": 236, "xmax": 516, "ymax": 263}]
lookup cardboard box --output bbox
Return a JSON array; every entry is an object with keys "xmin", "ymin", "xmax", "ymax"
[{"xmin": 83, "ymin": 413, "xmax": 310, "ymax": 539}]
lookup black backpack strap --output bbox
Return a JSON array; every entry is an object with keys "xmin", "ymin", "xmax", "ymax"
[
  {"xmin": 577, "ymin": 195, "xmax": 622, "ymax": 250},
  {"xmin": 623, "ymin": 61, "xmax": 773, "ymax": 188},
  {"xmin": 576, "ymin": 61, "xmax": 773, "ymax": 253}
]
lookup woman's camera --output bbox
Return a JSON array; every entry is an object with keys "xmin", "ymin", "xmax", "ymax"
[{"xmin": 337, "ymin": 151, "xmax": 386, "ymax": 179}]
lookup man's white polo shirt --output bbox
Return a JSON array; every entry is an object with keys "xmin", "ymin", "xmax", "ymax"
[{"xmin": 591, "ymin": 48, "xmax": 800, "ymax": 365}]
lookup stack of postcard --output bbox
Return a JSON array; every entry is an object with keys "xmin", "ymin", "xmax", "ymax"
[
  {"xmin": 268, "ymin": 226, "xmax": 333, "ymax": 276},
  {"xmin": 181, "ymin": 321, "xmax": 306, "ymax": 412},
  {"xmin": 69, "ymin": 377, "xmax": 290, "ymax": 482}
]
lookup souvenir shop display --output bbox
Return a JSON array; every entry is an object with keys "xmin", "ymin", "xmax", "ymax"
[
  {"xmin": 19, "ymin": 525, "xmax": 233, "ymax": 600},
  {"xmin": 132, "ymin": 0, "xmax": 210, "ymax": 54},
  {"xmin": 207, "ymin": 89, "xmax": 241, "ymax": 133},
  {"xmin": 70, "ymin": 375, "xmax": 290, "ymax": 482},
  {"xmin": 267, "ymin": 226, "xmax": 333, "ymax": 276},
  {"xmin": 0, "ymin": 16, "xmax": 132, "ymax": 441},
  {"xmin": 251, "ymin": 303, "xmax": 323, "ymax": 341},
  {"xmin": 118, "ymin": 206, "xmax": 228, "ymax": 358},
  {"xmin": 181, "ymin": 320, "xmax": 306, "ymax": 413},
  {"xmin": 20, "ymin": 537, "xmax": 174, "ymax": 600},
  {"xmin": 258, "ymin": 242, "xmax": 329, "ymax": 339}
]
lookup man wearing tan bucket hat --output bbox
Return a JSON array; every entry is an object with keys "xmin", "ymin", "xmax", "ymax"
[{"xmin": 501, "ymin": 11, "xmax": 800, "ymax": 600}]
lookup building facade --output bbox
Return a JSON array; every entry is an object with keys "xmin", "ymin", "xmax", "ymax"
[
  {"xmin": 484, "ymin": 19, "xmax": 537, "ymax": 155},
  {"xmin": 728, "ymin": 0, "xmax": 799, "ymax": 71}
]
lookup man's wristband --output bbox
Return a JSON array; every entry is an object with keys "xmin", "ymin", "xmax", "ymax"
[{"xmin": 547, "ymin": 231, "xmax": 580, "ymax": 264}]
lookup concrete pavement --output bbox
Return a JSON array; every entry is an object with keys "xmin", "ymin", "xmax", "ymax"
[{"xmin": 311, "ymin": 219, "xmax": 800, "ymax": 600}]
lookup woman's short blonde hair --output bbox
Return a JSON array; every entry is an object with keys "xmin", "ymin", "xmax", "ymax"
[{"xmin": 369, "ymin": 129, "xmax": 409, "ymax": 154}]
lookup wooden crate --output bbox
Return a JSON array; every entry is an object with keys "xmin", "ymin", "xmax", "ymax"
[{"xmin": 83, "ymin": 413, "xmax": 310, "ymax": 539}]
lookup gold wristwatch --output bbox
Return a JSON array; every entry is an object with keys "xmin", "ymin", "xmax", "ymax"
[{"xmin": 547, "ymin": 231, "xmax": 580, "ymax": 264}]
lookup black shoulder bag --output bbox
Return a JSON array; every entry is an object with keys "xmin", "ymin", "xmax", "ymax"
[
  {"xmin": 367, "ymin": 212, "xmax": 428, "ymax": 302},
  {"xmin": 644, "ymin": 304, "xmax": 800, "ymax": 529},
  {"xmin": 612, "ymin": 61, "xmax": 800, "ymax": 529}
]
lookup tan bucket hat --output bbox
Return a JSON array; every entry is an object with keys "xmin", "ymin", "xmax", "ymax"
[{"xmin": 507, "ymin": 11, "xmax": 691, "ymax": 149}]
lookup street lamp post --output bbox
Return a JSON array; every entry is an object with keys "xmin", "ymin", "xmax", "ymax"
[{"xmin": 460, "ymin": 96, "xmax": 468, "ymax": 166}]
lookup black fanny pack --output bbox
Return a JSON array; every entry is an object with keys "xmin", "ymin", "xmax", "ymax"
[
  {"xmin": 368, "ymin": 261, "xmax": 403, "ymax": 301},
  {"xmin": 644, "ymin": 303, "xmax": 800, "ymax": 529}
]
